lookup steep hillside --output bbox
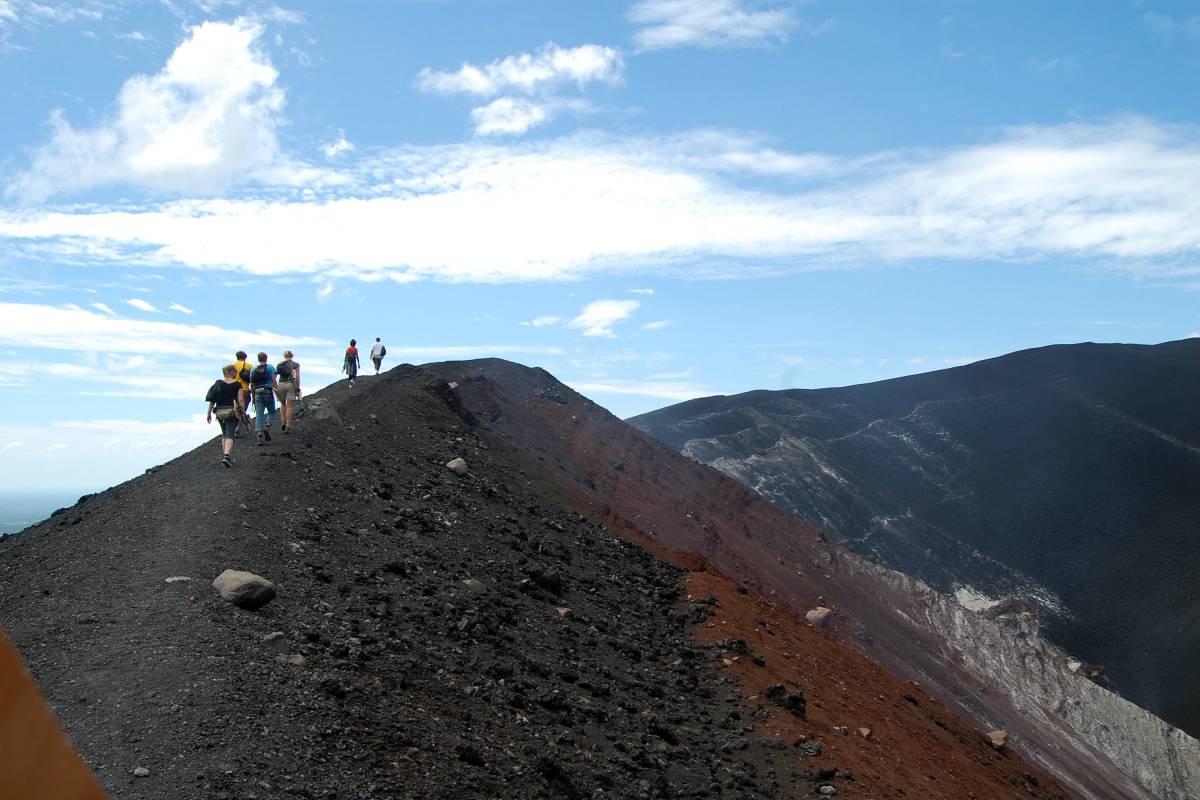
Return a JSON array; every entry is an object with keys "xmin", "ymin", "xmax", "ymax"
[
  {"xmin": 630, "ymin": 339, "xmax": 1200, "ymax": 739},
  {"xmin": 427, "ymin": 358, "xmax": 1199, "ymax": 800},
  {"xmin": 0, "ymin": 365, "xmax": 1069, "ymax": 800}
]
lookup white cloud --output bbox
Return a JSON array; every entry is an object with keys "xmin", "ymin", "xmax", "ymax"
[
  {"xmin": 3, "ymin": 441, "xmax": 24, "ymax": 450},
  {"xmin": 0, "ymin": 415, "xmax": 214, "ymax": 492},
  {"xmin": 471, "ymin": 97, "xmax": 550, "ymax": 136},
  {"xmin": 569, "ymin": 299, "xmax": 640, "ymax": 337},
  {"xmin": 2, "ymin": 119, "xmax": 1198, "ymax": 283},
  {"xmin": 629, "ymin": 0, "xmax": 798, "ymax": 50},
  {"xmin": 1028, "ymin": 56, "xmax": 1078, "ymax": 73},
  {"xmin": 0, "ymin": 301, "xmax": 328, "ymax": 357},
  {"xmin": 125, "ymin": 298, "xmax": 160, "ymax": 313},
  {"xmin": 1145, "ymin": 12, "xmax": 1200, "ymax": 39},
  {"xmin": 417, "ymin": 43, "xmax": 623, "ymax": 97},
  {"xmin": 520, "ymin": 315, "xmax": 561, "ymax": 327},
  {"xmin": 169, "ymin": 302, "xmax": 194, "ymax": 314},
  {"xmin": 628, "ymin": 288, "xmax": 655, "ymax": 295},
  {"xmin": 8, "ymin": 18, "xmax": 284, "ymax": 201},
  {"xmin": 323, "ymin": 131, "xmax": 354, "ymax": 158},
  {"xmin": 386, "ymin": 344, "xmax": 565, "ymax": 360},
  {"xmin": 569, "ymin": 379, "xmax": 712, "ymax": 401},
  {"xmin": 641, "ymin": 320, "xmax": 671, "ymax": 331},
  {"xmin": 940, "ymin": 44, "xmax": 966, "ymax": 60},
  {"xmin": 91, "ymin": 302, "xmax": 116, "ymax": 315}
]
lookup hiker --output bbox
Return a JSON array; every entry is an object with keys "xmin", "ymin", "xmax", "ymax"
[
  {"xmin": 249, "ymin": 351, "xmax": 278, "ymax": 446},
  {"xmin": 205, "ymin": 364, "xmax": 244, "ymax": 468},
  {"xmin": 370, "ymin": 337, "xmax": 386, "ymax": 375},
  {"xmin": 344, "ymin": 339, "xmax": 360, "ymax": 386},
  {"xmin": 232, "ymin": 350, "xmax": 254, "ymax": 436},
  {"xmin": 276, "ymin": 350, "xmax": 301, "ymax": 434}
]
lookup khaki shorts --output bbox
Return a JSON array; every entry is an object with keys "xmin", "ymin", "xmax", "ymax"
[{"xmin": 276, "ymin": 381, "xmax": 296, "ymax": 401}]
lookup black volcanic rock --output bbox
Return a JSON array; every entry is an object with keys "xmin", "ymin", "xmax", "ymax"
[
  {"xmin": 630, "ymin": 339, "xmax": 1200, "ymax": 736},
  {"xmin": 0, "ymin": 366, "xmax": 807, "ymax": 799}
]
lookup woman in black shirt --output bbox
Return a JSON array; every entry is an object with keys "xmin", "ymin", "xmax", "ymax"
[{"xmin": 206, "ymin": 364, "xmax": 244, "ymax": 468}]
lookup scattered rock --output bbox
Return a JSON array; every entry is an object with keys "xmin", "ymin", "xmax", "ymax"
[
  {"xmin": 818, "ymin": 785, "xmax": 837, "ymax": 796},
  {"xmin": 164, "ymin": 576, "xmax": 192, "ymax": 584},
  {"xmin": 263, "ymin": 631, "xmax": 288, "ymax": 653},
  {"xmin": 805, "ymin": 606, "xmax": 832, "ymax": 627},
  {"xmin": 764, "ymin": 683, "xmax": 806, "ymax": 718},
  {"xmin": 462, "ymin": 578, "xmax": 486, "ymax": 594},
  {"xmin": 446, "ymin": 458, "xmax": 468, "ymax": 475},
  {"xmin": 212, "ymin": 570, "xmax": 277, "ymax": 610},
  {"xmin": 132, "ymin": 766, "xmax": 150, "ymax": 778},
  {"xmin": 858, "ymin": 727, "xmax": 872, "ymax": 739},
  {"xmin": 987, "ymin": 729, "xmax": 1008, "ymax": 749}
]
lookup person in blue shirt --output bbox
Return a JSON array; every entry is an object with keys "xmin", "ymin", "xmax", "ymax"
[{"xmin": 248, "ymin": 351, "xmax": 279, "ymax": 446}]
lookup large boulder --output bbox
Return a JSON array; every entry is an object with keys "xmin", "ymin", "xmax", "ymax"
[{"xmin": 212, "ymin": 570, "xmax": 276, "ymax": 610}]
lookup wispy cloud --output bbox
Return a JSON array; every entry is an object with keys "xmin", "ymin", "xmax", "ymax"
[
  {"xmin": 1144, "ymin": 12, "xmax": 1200, "ymax": 39},
  {"xmin": 641, "ymin": 320, "xmax": 671, "ymax": 331},
  {"xmin": 940, "ymin": 44, "xmax": 966, "ymax": 60},
  {"xmin": 629, "ymin": 0, "xmax": 800, "ymax": 51},
  {"xmin": 91, "ymin": 302, "xmax": 116, "ymax": 315},
  {"xmin": 0, "ymin": 301, "xmax": 328, "ymax": 357},
  {"xmin": 383, "ymin": 344, "xmax": 566, "ymax": 360},
  {"xmin": 569, "ymin": 378, "xmax": 713, "ymax": 401},
  {"xmin": 471, "ymin": 97, "xmax": 550, "ymax": 136},
  {"xmin": 8, "ymin": 18, "xmax": 284, "ymax": 201},
  {"xmin": 569, "ymin": 299, "xmax": 640, "ymax": 337},
  {"xmin": 2, "ymin": 119, "xmax": 1198, "ymax": 284},
  {"xmin": 125, "ymin": 298, "xmax": 159, "ymax": 313},
  {"xmin": 520, "ymin": 315, "xmax": 562, "ymax": 327},
  {"xmin": 417, "ymin": 43, "xmax": 623, "ymax": 97},
  {"xmin": 1028, "ymin": 56, "xmax": 1078, "ymax": 73},
  {"xmin": 323, "ymin": 131, "xmax": 354, "ymax": 158},
  {"xmin": 628, "ymin": 288, "xmax": 655, "ymax": 295},
  {"xmin": 169, "ymin": 302, "xmax": 194, "ymax": 314}
]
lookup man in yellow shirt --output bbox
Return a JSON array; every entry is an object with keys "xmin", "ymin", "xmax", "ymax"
[{"xmin": 233, "ymin": 350, "xmax": 254, "ymax": 435}]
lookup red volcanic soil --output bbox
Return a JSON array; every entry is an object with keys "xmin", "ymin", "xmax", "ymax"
[
  {"xmin": 427, "ymin": 359, "xmax": 1148, "ymax": 800},
  {"xmin": 683, "ymin": 567, "xmax": 1065, "ymax": 800}
]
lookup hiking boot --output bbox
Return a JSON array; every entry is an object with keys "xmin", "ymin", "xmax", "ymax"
[
  {"xmin": 264, "ymin": 428, "xmax": 272, "ymax": 442},
  {"xmin": 222, "ymin": 455, "xmax": 233, "ymax": 468},
  {"xmin": 256, "ymin": 433, "xmax": 264, "ymax": 447}
]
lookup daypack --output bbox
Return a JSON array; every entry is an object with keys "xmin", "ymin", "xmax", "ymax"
[
  {"xmin": 250, "ymin": 363, "xmax": 272, "ymax": 389},
  {"xmin": 379, "ymin": 345, "xmax": 386, "ymax": 358},
  {"xmin": 205, "ymin": 380, "xmax": 222, "ymax": 404},
  {"xmin": 236, "ymin": 361, "xmax": 252, "ymax": 383},
  {"xmin": 277, "ymin": 360, "xmax": 294, "ymax": 381}
]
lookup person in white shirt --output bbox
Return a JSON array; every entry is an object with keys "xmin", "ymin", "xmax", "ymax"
[{"xmin": 370, "ymin": 337, "xmax": 386, "ymax": 375}]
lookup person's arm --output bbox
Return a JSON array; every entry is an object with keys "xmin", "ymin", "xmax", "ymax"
[
  {"xmin": 206, "ymin": 400, "xmax": 215, "ymax": 424},
  {"xmin": 295, "ymin": 365, "xmax": 301, "ymax": 398}
]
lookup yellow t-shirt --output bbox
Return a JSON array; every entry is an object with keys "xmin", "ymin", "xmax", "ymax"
[{"xmin": 234, "ymin": 360, "xmax": 253, "ymax": 391}]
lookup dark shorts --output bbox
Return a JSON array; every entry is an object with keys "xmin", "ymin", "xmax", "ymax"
[
  {"xmin": 372, "ymin": 357, "xmax": 382, "ymax": 369},
  {"xmin": 215, "ymin": 408, "xmax": 238, "ymax": 438}
]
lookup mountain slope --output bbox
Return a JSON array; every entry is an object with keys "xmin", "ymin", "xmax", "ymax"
[
  {"xmin": 425, "ymin": 358, "xmax": 1198, "ymax": 800},
  {"xmin": 629, "ymin": 339, "xmax": 1200, "ymax": 739},
  {"xmin": 0, "ymin": 365, "xmax": 1071, "ymax": 800}
]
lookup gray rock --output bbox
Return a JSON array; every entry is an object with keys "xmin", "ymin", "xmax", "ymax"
[
  {"xmin": 805, "ymin": 606, "xmax": 832, "ymax": 627},
  {"xmin": 462, "ymin": 578, "xmax": 486, "ymax": 594},
  {"xmin": 818, "ymin": 786, "xmax": 836, "ymax": 796},
  {"xmin": 212, "ymin": 569, "xmax": 276, "ymax": 610},
  {"xmin": 133, "ymin": 766, "xmax": 150, "ymax": 778},
  {"xmin": 446, "ymin": 458, "xmax": 468, "ymax": 475}
]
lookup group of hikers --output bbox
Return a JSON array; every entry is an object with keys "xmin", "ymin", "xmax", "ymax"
[{"xmin": 205, "ymin": 338, "xmax": 387, "ymax": 467}]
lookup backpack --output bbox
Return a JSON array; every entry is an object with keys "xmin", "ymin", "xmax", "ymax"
[
  {"xmin": 205, "ymin": 380, "xmax": 222, "ymax": 404},
  {"xmin": 277, "ymin": 360, "xmax": 293, "ymax": 381},
  {"xmin": 250, "ymin": 363, "xmax": 271, "ymax": 389},
  {"xmin": 237, "ymin": 361, "xmax": 252, "ymax": 383},
  {"xmin": 379, "ymin": 345, "xmax": 386, "ymax": 358}
]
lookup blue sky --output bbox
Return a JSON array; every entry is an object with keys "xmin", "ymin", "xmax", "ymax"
[{"xmin": 0, "ymin": 0, "xmax": 1198, "ymax": 492}]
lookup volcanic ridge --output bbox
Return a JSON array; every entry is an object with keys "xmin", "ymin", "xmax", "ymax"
[{"xmin": 0, "ymin": 362, "xmax": 1102, "ymax": 799}]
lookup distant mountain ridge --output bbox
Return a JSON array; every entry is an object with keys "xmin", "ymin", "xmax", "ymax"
[{"xmin": 629, "ymin": 339, "xmax": 1200, "ymax": 738}]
